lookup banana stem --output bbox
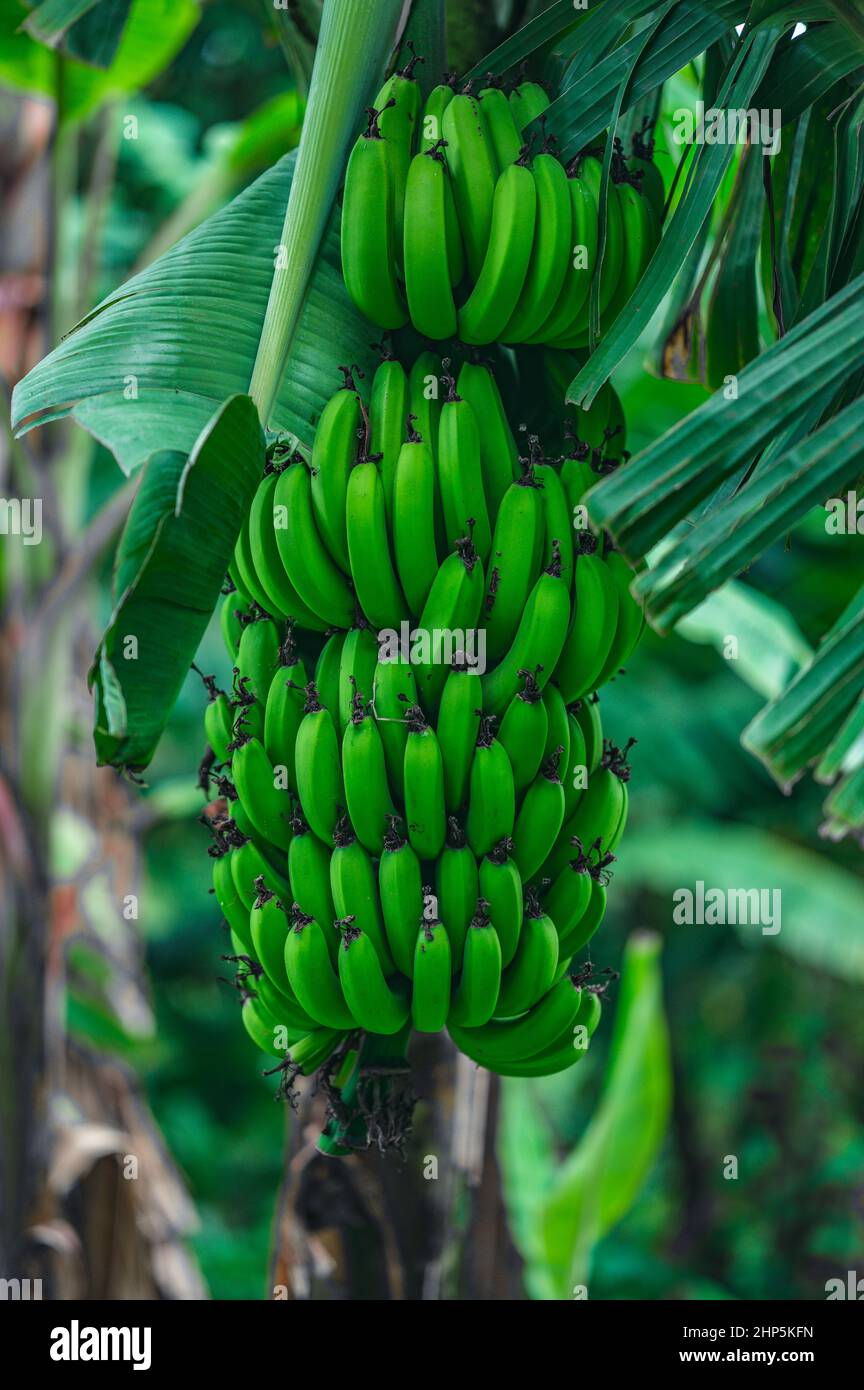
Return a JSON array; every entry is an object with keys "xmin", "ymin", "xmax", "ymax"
[
  {"xmin": 249, "ymin": 0, "xmax": 405, "ymax": 425},
  {"xmin": 317, "ymin": 1026, "xmax": 414, "ymax": 1156}
]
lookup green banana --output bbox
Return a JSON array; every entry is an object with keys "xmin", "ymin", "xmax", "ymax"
[
  {"xmin": 403, "ymin": 144, "xmax": 458, "ymax": 340},
  {"xmin": 562, "ymin": 708, "xmax": 588, "ymax": 820},
  {"xmin": 369, "ymin": 354, "xmax": 409, "ymax": 525},
  {"xmin": 414, "ymin": 535, "xmax": 485, "ymax": 715},
  {"xmin": 532, "ymin": 448, "xmax": 574, "ymax": 593},
  {"xmin": 478, "ymin": 837, "xmax": 523, "ymax": 967},
  {"xmin": 233, "ymin": 516, "xmax": 277, "ymax": 617},
  {"xmin": 481, "ymin": 542, "xmax": 571, "ymax": 718},
  {"xmin": 314, "ymin": 630, "xmax": 346, "ymax": 727},
  {"xmin": 403, "ymin": 705, "xmax": 447, "ymax": 860},
  {"xmin": 341, "ymin": 105, "xmax": 408, "ymax": 329},
  {"xmin": 204, "ymin": 683, "xmax": 233, "ymax": 764},
  {"xmin": 498, "ymin": 668, "xmax": 548, "ymax": 794},
  {"xmin": 478, "ymin": 82, "xmax": 523, "ymax": 169},
  {"xmin": 248, "ymin": 471, "xmax": 329, "ymax": 629},
  {"xmin": 374, "ymin": 49, "xmax": 424, "ymax": 274},
  {"xmin": 237, "ymin": 615, "xmax": 281, "ymax": 717},
  {"xmin": 255, "ymin": 972, "xmax": 318, "ymax": 1035},
  {"xmin": 242, "ymin": 996, "xmax": 296, "ymax": 1058},
  {"xmin": 527, "ymin": 160, "xmax": 598, "ymax": 345},
  {"xmin": 482, "ymin": 460, "xmax": 544, "ymax": 661},
  {"xmin": 420, "ymin": 79, "xmax": 456, "ymax": 151},
  {"xmin": 494, "ymin": 892, "xmax": 559, "ymax": 1017},
  {"xmin": 337, "ymin": 922, "xmax": 409, "ymax": 1034},
  {"xmin": 542, "ymin": 682, "xmax": 571, "ymax": 774},
  {"xmin": 549, "ymin": 153, "xmax": 625, "ymax": 346},
  {"xmin": 294, "ymin": 683, "xmax": 344, "ymax": 844},
  {"xmin": 458, "ymin": 153, "xmax": 537, "ymax": 345},
  {"xmin": 229, "ymin": 835, "xmax": 291, "ymax": 912},
  {"xmin": 263, "ymin": 631, "xmax": 306, "ymax": 788},
  {"xmin": 438, "ymin": 371, "xmax": 492, "ymax": 563},
  {"xmin": 631, "ymin": 119, "xmax": 666, "ymax": 224},
  {"xmin": 411, "ymin": 913, "xmax": 452, "ymax": 1033},
  {"xmin": 455, "ymin": 359, "xmax": 519, "ymax": 519},
  {"xmin": 309, "ymin": 367, "xmax": 364, "ymax": 573},
  {"xmin": 465, "ymin": 716, "xmax": 516, "ymax": 858},
  {"xmin": 231, "ymin": 734, "xmax": 293, "ymax": 851},
  {"xmin": 434, "ymin": 816, "xmax": 479, "ymax": 969},
  {"xmin": 284, "ymin": 909, "xmax": 356, "ymax": 1029},
  {"xmin": 544, "ymin": 849, "xmax": 593, "ymax": 939},
  {"xmin": 509, "ymin": 81, "xmax": 549, "ymax": 133},
  {"xmin": 212, "ymin": 847, "xmax": 254, "ymax": 954},
  {"xmin": 346, "ymin": 455, "xmax": 409, "ymax": 631},
  {"xmin": 502, "ymin": 148, "xmax": 572, "ymax": 344},
  {"xmin": 342, "ymin": 689, "xmax": 394, "ymax": 855},
  {"xmin": 477, "ymin": 986, "xmax": 599, "ymax": 1077},
  {"xmin": 596, "ymin": 170, "xmax": 658, "ymax": 332},
  {"xmin": 220, "ymin": 590, "xmax": 245, "ymax": 662},
  {"xmin": 379, "ymin": 815, "xmax": 424, "ymax": 977},
  {"xmin": 593, "ymin": 548, "xmax": 646, "ymax": 686},
  {"xmin": 273, "ymin": 457, "xmax": 356, "ymax": 628},
  {"xmin": 542, "ymin": 742, "xmax": 632, "ymax": 881},
  {"xmin": 287, "ymin": 808, "xmax": 338, "ymax": 966},
  {"xmin": 552, "ymin": 532, "xmax": 619, "ymax": 704},
  {"xmin": 287, "ymin": 1026, "xmax": 347, "ymax": 1077},
  {"xmin": 441, "ymin": 93, "xmax": 498, "ymax": 281},
  {"xmin": 338, "ymin": 624, "xmax": 379, "ymax": 731},
  {"xmin": 436, "ymin": 663, "xmax": 483, "ymax": 814},
  {"xmin": 451, "ymin": 974, "xmax": 581, "ymax": 1066},
  {"xmin": 249, "ymin": 880, "xmax": 293, "ymax": 997},
  {"xmin": 512, "ymin": 747, "xmax": 566, "ymax": 882},
  {"xmin": 371, "ymin": 654, "xmax": 416, "ymax": 801},
  {"xmin": 330, "ymin": 818, "xmax": 393, "ymax": 973},
  {"xmin": 392, "ymin": 422, "xmax": 440, "ymax": 617},
  {"xmin": 558, "ymin": 874, "xmax": 607, "ymax": 959},
  {"xmin": 448, "ymin": 901, "xmax": 502, "ymax": 1027},
  {"xmin": 573, "ymin": 693, "xmax": 603, "ymax": 774}
]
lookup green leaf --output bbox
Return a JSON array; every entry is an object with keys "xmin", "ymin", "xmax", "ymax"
[
  {"xmin": 462, "ymin": 0, "xmax": 586, "ymax": 81},
  {"xmin": 616, "ymin": 821, "xmax": 864, "ymax": 981},
  {"xmin": 585, "ymin": 272, "xmax": 864, "ymax": 559},
  {"xmin": 565, "ymin": 27, "xmax": 782, "ymax": 407},
  {"xmin": 0, "ymin": 0, "xmax": 199, "ymax": 122},
  {"xmin": 11, "ymin": 153, "xmax": 378, "ymax": 473},
  {"xmin": 23, "ymin": 0, "xmax": 133, "ymax": 68},
  {"xmin": 753, "ymin": 19, "xmax": 864, "ymax": 126},
  {"xmin": 742, "ymin": 584, "xmax": 864, "ymax": 788},
  {"xmin": 534, "ymin": 934, "xmax": 671, "ymax": 1298},
  {"xmin": 675, "ymin": 580, "xmax": 811, "ymax": 699},
  {"xmin": 541, "ymin": 0, "xmax": 745, "ymax": 160},
  {"xmin": 90, "ymin": 395, "xmax": 263, "ymax": 771},
  {"xmin": 823, "ymin": 762, "xmax": 864, "ymax": 829},
  {"xmin": 814, "ymin": 693, "xmax": 864, "ymax": 783},
  {"xmin": 636, "ymin": 395, "xmax": 864, "ymax": 630}
]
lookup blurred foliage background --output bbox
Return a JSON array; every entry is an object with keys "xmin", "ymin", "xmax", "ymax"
[{"xmin": 3, "ymin": 0, "xmax": 863, "ymax": 1299}]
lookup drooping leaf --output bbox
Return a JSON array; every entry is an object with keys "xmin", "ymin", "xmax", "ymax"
[
  {"xmin": 22, "ymin": 0, "xmax": 133, "ymax": 67},
  {"xmin": 565, "ymin": 26, "xmax": 782, "ymax": 406},
  {"xmin": 539, "ymin": 0, "xmax": 746, "ymax": 159},
  {"xmin": 742, "ymin": 583, "xmax": 864, "ymax": 788},
  {"xmin": 11, "ymin": 153, "xmax": 378, "ymax": 474},
  {"xmin": 585, "ymin": 272, "xmax": 864, "ymax": 560},
  {"xmin": 0, "ymin": 0, "xmax": 199, "ymax": 122},
  {"xmin": 90, "ymin": 395, "xmax": 264, "ymax": 771},
  {"xmin": 533, "ymin": 933, "xmax": 671, "ymax": 1299},
  {"xmin": 635, "ymin": 395, "xmax": 864, "ymax": 630}
]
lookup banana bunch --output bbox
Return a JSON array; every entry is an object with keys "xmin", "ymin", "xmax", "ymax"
[
  {"xmin": 341, "ymin": 61, "xmax": 663, "ymax": 347},
  {"xmin": 202, "ymin": 332, "xmax": 643, "ymax": 1147}
]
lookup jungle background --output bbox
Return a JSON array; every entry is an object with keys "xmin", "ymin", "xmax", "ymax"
[{"xmin": 1, "ymin": 0, "xmax": 862, "ymax": 1301}]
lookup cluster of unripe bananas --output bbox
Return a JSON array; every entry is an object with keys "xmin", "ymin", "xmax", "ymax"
[
  {"xmin": 341, "ymin": 57, "xmax": 664, "ymax": 346},
  {"xmin": 200, "ymin": 345, "xmax": 641, "ymax": 1117}
]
